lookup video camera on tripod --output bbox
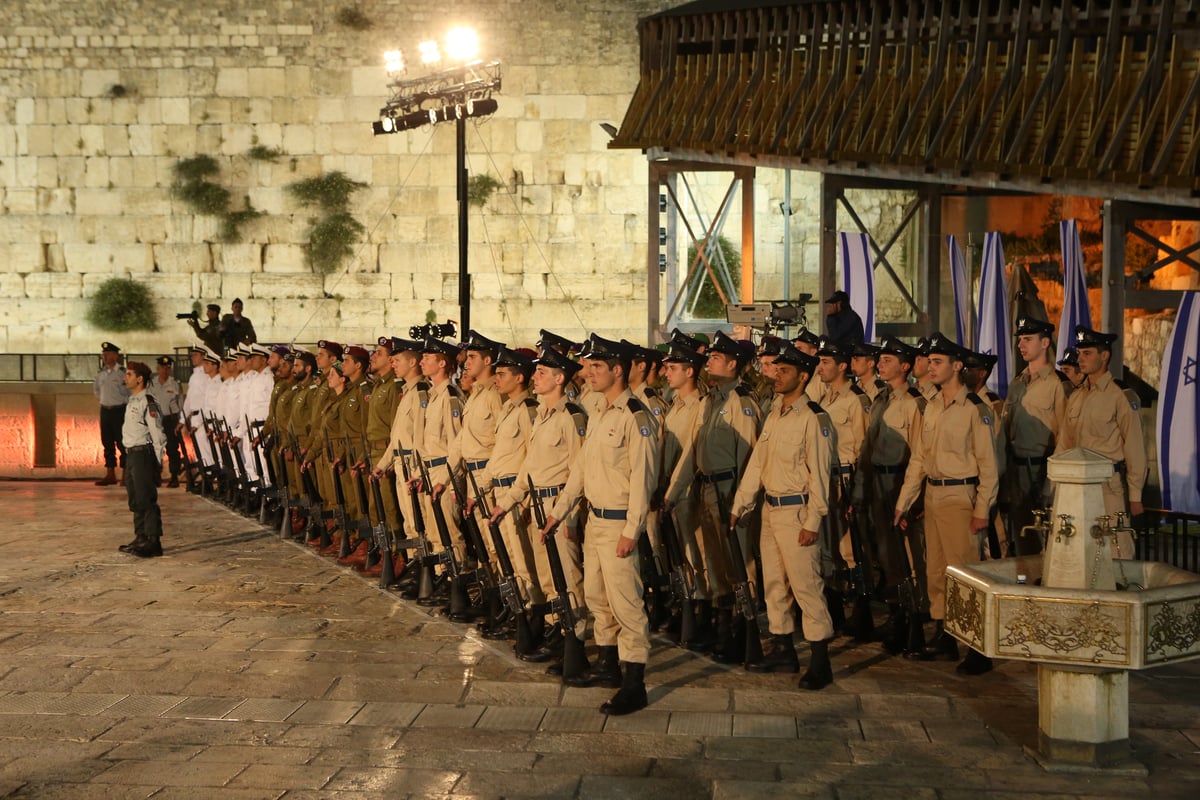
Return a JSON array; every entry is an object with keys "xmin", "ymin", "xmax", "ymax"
[{"xmin": 725, "ymin": 293, "xmax": 813, "ymax": 332}]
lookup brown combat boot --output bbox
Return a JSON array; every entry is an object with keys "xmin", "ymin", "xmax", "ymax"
[{"xmin": 94, "ymin": 468, "xmax": 118, "ymax": 486}]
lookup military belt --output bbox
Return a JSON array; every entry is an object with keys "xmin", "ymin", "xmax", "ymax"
[
  {"xmin": 127, "ymin": 443, "xmax": 154, "ymax": 452},
  {"xmin": 1113, "ymin": 460, "xmax": 1126, "ymax": 473},
  {"xmin": 591, "ymin": 507, "xmax": 628, "ymax": 520},
  {"xmin": 698, "ymin": 469, "xmax": 736, "ymax": 484},
  {"xmin": 1013, "ymin": 456, "xmax": 1048, "ymax": 467},
  {"xmin": 535, "ymin": 484, "xmax": 565, "ymax": 498},
  {"xmin": 423, "ymin": 456, "xmax": 448, "ymax": 468},
  {"xmin": 765, "ymin": 493, "xmax": 808, "ymax": 507},
  {"xmin": 926, "ymin": 476, "xmax": 979, "ymax": 487},
  {"xmin": 832, "ymin": 464, "xmax": 854, "ymax": 476},
  {"xmin": 466, "ymin": 458, "xmax": 490, "ymax": 472},
  {"xmin": 492, "ymin": 475, "xmax": 517, "ymax": 488}
]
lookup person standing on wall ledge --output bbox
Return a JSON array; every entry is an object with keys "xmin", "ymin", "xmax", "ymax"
[
  {"xmin": 221, "ymin": 298, "xmax": 257, "ymax": 350},
  {"xmin": 187, "ymin": 303, "xmax": 224, "ymax": 354},
  {"xmin": 93, "ymin": 341, "xmax": 130, "ymax": 486},
  {"xmin": 119, "ymin": 361, "xmax": 167, "ymax": 558},
  {"xmin": 824, "ymin": 291, "xmax": 865, "ymax": 347}
]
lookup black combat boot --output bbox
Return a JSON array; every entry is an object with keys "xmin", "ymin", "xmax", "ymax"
[
  {"xmin": 844, "ymin": 595, "xmax": 876, "ymax": 642},
  {"xmin": 711, "ymin": 610, "xmax": 747, "ymax": 664},
  {"xmin": 686, "ymin": 601, "xmax": 716, "ymax": 652},
  {"xmin": 824, "ymin": 587, "xmax": 846, "ymax": 633},
  {"xmin": 798, "ymin": 639, "xmax": 833, "ymax": 691},
  {"xmin": 746, "ymin": 634, "xmax": 800, "ymax": 673},
  {"xmin": 127, "ymin": 538, "xmax": 163, "ymax": 558},
  {"xmin": 519, "ymin": 624, "xmax": 563, "ymax": 664},
  {"xmin": 957, "ymin": 648, "xmax": 993, "ymax": 675},
  {"xmin": 118, "ymin": 536, "xmax": 148, "ymax": 553},
  {"xmin": 881, "ymin": 604, "xmax": 907, "ymax": 655},
  {"xmin": 564, "ymin": 645, "xmax": 621, "ymax": 688},
  {"xmin": 911, "ymin": 620, "xmax": 959, "ymax": 661},
  {"xmin": 600, "ymin": 662, "xmax": 647, "ymax": 716}
]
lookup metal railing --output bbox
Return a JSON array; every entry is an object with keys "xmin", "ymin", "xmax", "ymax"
[
  {"xmin": 0, "ymin": 349, "xmax": 194, "ymax": 384},
  {"xmin": 1135, "ymin": 509, "xmax": 1200, "ymax": 574}
]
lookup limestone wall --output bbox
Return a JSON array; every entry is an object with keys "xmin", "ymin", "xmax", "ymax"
[{"xmin": 0, "ymin": 0, "xmax": 695, "ymax": 352}]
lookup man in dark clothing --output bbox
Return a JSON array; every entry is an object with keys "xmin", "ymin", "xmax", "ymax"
[
  {"xmin": 187, "ymin": 304, "xmax": 224, "ymax": 353},
  {"xmin": 825, "ymin": 290, "xmax": 865, "ymax": 346},
  {"xmin": 221, "ymin": 298, "xmax": 257, "ymax": 349}
]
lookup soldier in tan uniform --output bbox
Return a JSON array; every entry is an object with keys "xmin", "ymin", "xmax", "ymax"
[
  {"xmin": 658, "ymin": 342, "xmax": 712, "ymax": 646},
  {"xmin": 1004, "ymin": 318, "xmax": 1069, "ymax": 555},
  {"xmin": 792, "ymin": 328, "xmax": 825, "ymax": 403},
  {"xmin": 850, "ymin": 342, "xmax": 887, "ymax": 406},
  {"xmin": 854, "ymin": 337, "xmax": 926, "ymax": 653},
  {"xmin": 912, "ymin": 337, "xmax": 939, "ymax": 401},
  {"xmin": 815, "ymin": 337, "xmax": 867, "ymax": 632},
  {"xmin": 1058, "ymin": 347, "xmax": 1085, "ymax": 390},
  {"xmin": 753, "ymin": 335, "xmax": 785, "ymax": 414},
  {"xmin": 963, "ymin": 350, "xmax": 1009, "ymax": 559},
  {"xmin": 1055, "ymin": 326, "xmax": 1146, "ymax": 557},
  {"xmin": 542, "ymin": 335, "xmax": 658, "ymax": 716},
  {"xmin": 491, "ymin": 345, "xmax": 588, "ymax": 670},
  {"xmin": 664, "ymin": 331, "xmax": 761, "ymax": 664},
  {"xmin": 894, "ymin": 333, "xmax": 999, "ymax": 674},
  {"xmin": 732, "ymin": 344, "xmax": 836, "ymax": 689}
]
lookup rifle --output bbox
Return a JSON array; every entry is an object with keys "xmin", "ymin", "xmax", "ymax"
[
  {"xmin": 176, "ymin": 423, "xmax": 199, "ymax": 492},
  {"xmin": 527, "ymin": 476, "xmax": 586, "ymax": 680},
  {"xmin": 323, "ymin": 436, "xmax": 349, "ymax": 551},
  {"xmin": 186, "ymin": 422, "xmax": 215, "ymax": 495},
  {"xmin": 289, "ymin": 423, "xmax": 327, "ymax": 545},
  {"xmin": 637, "ymin": 524, "xmax": 673, "ymax": 632},
  {"xmin": 245, "ymin": 416, "xmax": 269, "ymax": 523},
  {"xmin": 715, "ymin": 488, "xmax": 764, "ymax": 666},
  {"xmin": 361, "ymin": 433, "xmax": 397, "ymax": 587},
  {"xmin": 658, "ymin": 507, "xmax": 697, "ymax": 647},
  {"xmin": 221, "ymin": 416, "xmax": 252, "ymax": 511},
  {"xmin": 263, "ymin": 426, "xmax": 292, "ymax": 537},
  {"xmin": 446, "ymin": 463, "xmax": 496, "ymax": 595},
  {"xmin": 208, "ymin": 413, "xmax": 240, "ymax": 506},
  {"xmin": 466, "ymin": 468, "xmax": 538, "ymax": 655},
  {"xmin": 891, "ymin": 510, "xmax": 927, "ymax": 655},
  {"xmin": 344, "ymin": 434, "xmax": 375, "ymax": 544},
  {"xmin": 839, "ymin": 470, "xmax": 876, "ymax": 637},
  {"xmin": 392, "ymin": 451, "xmax": 435, "ymax": 601},
  {"xmin": 416, "ymin": 453, "xmax": 468, "ymax": 615}
]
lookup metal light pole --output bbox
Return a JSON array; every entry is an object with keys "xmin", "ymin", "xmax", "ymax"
[{"xmin": 457, "ymin": 115, "xmax": 470, "ymax": 335}]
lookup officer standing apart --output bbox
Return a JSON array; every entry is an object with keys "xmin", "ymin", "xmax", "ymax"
[
  {"xmin": 542, "ymin": 335, "xmax": 658, "ymax": 716},
  {"xmin": 1055, "ymin": 326, "xmax": 1146, "ymax": 557},
  {"xmin": 731, "ymin": 344, "xmax": 836, "ymax": 690},
  {"xmin": 149, "ymin": 356, "xmax": 185, "ymax": 487},
  {"xmin": 93, "ymin": 342, "xmax": 131, "ymax": 486},
  {"xmin": 893, "ymin": 334, "xmax": 999, "ymax": 674},
  {"xmin": 119, "ymin": 361, "xmax": 167, "ymax": 558}
]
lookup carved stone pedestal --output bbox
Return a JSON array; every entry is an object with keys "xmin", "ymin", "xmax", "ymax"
[{"xmin": 1028, "ymin": 664, "xmax": 1145, "ymax": 774}]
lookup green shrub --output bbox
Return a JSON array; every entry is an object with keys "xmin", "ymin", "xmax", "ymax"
[
  {"xmin": 468, "ymin": 174, "xmax": 505, "ymax": 208},
  {"xmin": 309, "ymin": 213, "xmax": 367, "ymax": 275},
  {"xmin": 87, "ymin": 278, "xmax": 159, "ymax": 332},
  {"xmin": 685, "ymin": 234, "xmax": 741, "ymax": 319}
]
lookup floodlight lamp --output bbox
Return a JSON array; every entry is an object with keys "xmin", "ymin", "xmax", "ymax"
[
  {"xmin": 384, "ymin": 50, "xmax": 405, "ymax": 73},
  {"xmin": 445, "ymin": 27, "xmax": 479, "ymax": 62},
  {"xmin": 419, "ymin": 40, "xmax": 441, "ymax": 64}
]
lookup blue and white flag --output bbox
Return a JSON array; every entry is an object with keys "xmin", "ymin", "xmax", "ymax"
[
  {"xmin": 976, "ymin": 232, "xmax": 1012, "ymax": 398},
  {"xmin": 1057, "ymin": 219, "xmax": 1092, "ymax": 363},
  {"xmin": 1156, "ymin": 291, "xmax": 1200, "ymax": 514},
  {"xmin": 839, "ymin": 231, "xmax": 875, "ymax": 342},
  {"xmin": 948, "ymin": 235, "xmax": 971, "ymax": 347}
]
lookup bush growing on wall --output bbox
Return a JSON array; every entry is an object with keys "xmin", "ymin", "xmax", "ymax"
[{"xmin": 86, "ymin": 278, "xmax": 159, "ymax": 332}]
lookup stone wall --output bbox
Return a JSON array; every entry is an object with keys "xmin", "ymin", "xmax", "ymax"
[{"xmin": 0, "ymin": 0, "xmax": 693, "ymax": 352}]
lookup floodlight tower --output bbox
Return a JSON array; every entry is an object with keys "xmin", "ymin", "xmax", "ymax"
[{"xmin": 372, "ymin": 27, "xmax": 501, "ymax": 334}]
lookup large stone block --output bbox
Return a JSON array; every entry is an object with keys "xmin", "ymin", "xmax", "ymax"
[
  {"xmin": 215, "ymin": 67, "xmax": 249, "ymax": 97},
  {"xmin": 216, "ymin": 243, "xmax": 263, "ymax": 273},
  {"xmin": 145, "ymin": 274, "xmax": 193, "ymax": 300},
  {"xmin": 251, "ymin": 273, "xmax": 324, "ymax": 299},
  {"xmin": 1, "ymin": 243, "xmax": 46, "ymax": 273},
  {"xmin": 324, "ymin": 273, "xmax": 391, "ymax": 300},
  {"xmin": 262, "ymin": 244, "xmax": 309, "ymax": 273},
  {"xmin": 62, "ymin": 243, "xmax": 153, "ymax": 274},
  {"xmin": 337, "ymin": 299, "xmax": 387, "ymax": 329},
  {"xmin": 80, "ymin": 69, "xmax": 120, "ymax": 97},
  {"xmin": 154, "ymin": 243, "xmax": 213, "ymax": 274},
  {"xmin": 0, "ymin": 274, "xmax": 24, "ymax": 298},
  {"xmin": 5, "ymin": 188, "xmax": 38, "ymax": 215}
]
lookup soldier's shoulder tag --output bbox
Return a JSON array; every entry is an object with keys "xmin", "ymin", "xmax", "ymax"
[
  {"xmin": 565, "ymin": 402, "xmax": 588, "ymax": 437},
  {"xmin": 625, "ymin": 397, "xmax": 653, "ymax": 437},
  {"xmin": 967, "ymin": 392, "xmax": 994, "ymax": 425}
]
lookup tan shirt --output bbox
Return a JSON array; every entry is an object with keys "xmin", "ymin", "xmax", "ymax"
[
  {"xmin": 488, "ymin": 392, "xmax": 537, "ymax": 486},
  {"xmin": 661, "ymin": 389, "xmax": 703, "ymax": 505},
  {"xmin": 1004, "ymin": 364, "xmax": 1066, "ymax": 458},
  {"xmin": 634, "ymin": 384, "xmax": 669, "ymax": 437},
  {"xmin": 497, "ymin": 395, "xmax": 585, "ymax": 511},
  {"xmin": 552, "ymin": 389, "xmax": 659, "ymax": 542},
  {"xmin": 416, "ymin": 378, "xmax": 462, "ymax": 465},
  {"xmin": 821, "ymin": 382, "xmax": 867, "ymax": 467},
  {"xmin": 1057, "ymin": 371, "xmax": 1146, "ymax": 502},
  {"xmin": 896, "ymin": 388, "xmax": 1000, "ymax": 519},
  {"xmin": 365, "ymin": 370, "xmax": 401, "ymax": 447},
  {"xmin": 733, "ymin": 399, "xmax": 833, "ymax": 531},
  {"xmin": 448, "ymin": 375, "xmax": 502, "ymax": 485}
]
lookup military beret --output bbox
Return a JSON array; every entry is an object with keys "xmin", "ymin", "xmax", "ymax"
[
  {"xmin": 423, "ymin": 336, "xmax": 462, "ymax": 357},
  {"xmin": 269, "ymin": 344, "xmax": 292, "ymax": 357},
  {"xmin": 389, "ymin": 337, "xmax": 423, "ymax": 353},
  {"xmin": 538, "ymin": 329, "xmax": 579, "ymax": 355},
  {"xmin": 463, "ymin": 330, "xmax": 506, "ymax": 355},
  {"xmin": 495, "ymin": 346, "xmax": 534, "ymax": 372},
  {"xmin": 709, "ymin": 331, "xmax": 755, "ymax": 362},
  {"xmin": 1074, "ymin": 325, "xmax": 1118, "ymax": 349},
  {"xmin": 295, "ymin": 350, "xmax": 317, "ymax": 370},
  {"xmin": 249, "ymin": 343, "xmax": 270, "ymax": 357},
  {"xmin": 669, "ymin": 328, "xmax": 707, "ymax": 353},
  {"xmin": 926, "ymin": 332, "xmax": 971, "ymax": 362},
  {"xmin": 963, "ymin": 350, "xmax": 997, "ymax": 371},
  {"xmin": 206, "ymin": 303, "xmax": 221, "ymax": 313},
  {"xmin": 1058, "ymin": 347, "xmax": 1080, "ymax": 368},
  {"xmin": 317, "ymin": 340, "xmax": 344, "ymax": 359},
  {"xmin": 792, "ymin": 327, "xmax": 820, "ymax": 347},
  {"xmin": 663, "ymin": 342, "xmax": 706, "ymax": 370},
  {"xmin": 878, "ymin": 336, "xmax": 919, "ymax": 361},
  {"xmin": 101, "ymin": 341, "xmax": 121, "ymax": 353},
  {"xmin": 345, "ymin": 345, "xmax": 371, "ymax": 363},
  {"xmin": 775, "ymin": 342, "xmax": 818, "ymax": 374},
  {"xmin": 1015, "ymin": 317, "xmax": 1055, "ymax": 337},
  {"xmin": 817, "ymin": 336, "xmax": 851, "ymax": 361},
  {"xmin": 535, "ymin": 344, "xmax": 582, "ymax": 376},
  {"xmin": 580, "ymin": 333, "xmax": 629, "ymax": 361},
  {"xmin": 850, "ymin": 341, "xmax": 882, "ymax": 359},
  {"xmin": 758, "ymin": 335, "xmax": 785, "ymax": 357},
  {"xmin": 156, "ymin": 355, "xmax": 173, "ymax": 367}
]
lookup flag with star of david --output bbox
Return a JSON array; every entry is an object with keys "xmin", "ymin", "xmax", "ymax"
[
  {"xmin": 975, "ymin": 232, "xmax": 1012, "ymax": 399},
  {"xmin": 839, "ymin": 231, "xmax": 875, "ymax": 343},
  {"xmin": 1156, "ymin": 291, "xmax": 1200, "ymax": 513},
  {"xmin": 948, "ymin": 235, "xmax": 971, "ymax": 347}
]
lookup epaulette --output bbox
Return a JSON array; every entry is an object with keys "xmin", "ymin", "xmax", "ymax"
[
  {"xmin": 1113, "ymin": 378, "xmax": 1141, "ymax": 411},
  {"xmin": 522, "ymin": 397, "xmax": 539, "ymax": 409},
  {"xmin": 807, "ymin": 400, "xmax": 835, "ymax": 440},
  {"xmin": 565, "ymin": 401, "xmax": 588, "ymax": 437},
  {"xmin": 522, "ymin": 396, "xmax": 539, "ymax": 423},
  {"xmin": 733, "ymin": 384, "xmax": 758, "ymax": 417},
  {"xmin": 906, "ymin": 385, "xmax": 928, "ymax": 414},
  {"xmin": 967, "ymin": 392, "xmax": 995, "ymax": 426},
  {"xmin": 417, "ymin": 383, "xmax": 431, "ymax": 409},
  {"xmin": 644, "ymin": 386, "xmax": 659, "ymax": 399},
  {"xmin": 625, "ymin": 396, "xmax": 654, "ymax": 437},
  {"xmin": 145, "ymin": 394, "xmax": 161, "ymax": 419},
  {"xmin": 447, "ymin": 384, "xmax": 465, "ymax": 419},
  {"xmin": 850, "ymin": 383, "xmax": 872, "ymax": 413}
]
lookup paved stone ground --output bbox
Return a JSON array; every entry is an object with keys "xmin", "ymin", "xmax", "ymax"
[{"xmin": 0, "ymin": 482, "xmax": 1197, "ymax": 799}]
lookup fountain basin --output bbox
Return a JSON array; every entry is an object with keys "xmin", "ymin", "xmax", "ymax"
[{"xmin": 945, "ymin": 557, "xmax": 1200, "ymax": 670}]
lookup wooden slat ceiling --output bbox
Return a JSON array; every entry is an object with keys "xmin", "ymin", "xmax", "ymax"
[{"xmin": 611, "ymin": 0, "xmax": 1200, "ymax": 200}]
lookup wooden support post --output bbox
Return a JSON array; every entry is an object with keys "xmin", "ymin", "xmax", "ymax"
[{"xmin": 1102, "ymin": 199, "xmax": 1127, "ymax": 378}]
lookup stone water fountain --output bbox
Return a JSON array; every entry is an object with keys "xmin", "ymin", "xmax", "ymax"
[{"xmin": 944, "ymin": 447, "xmax": 1200, "ymax": 772}]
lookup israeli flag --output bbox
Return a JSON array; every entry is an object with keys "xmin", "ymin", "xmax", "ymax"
[
  {"xmin": 1156, "ymin": 291, "xmax": 1200, "ymax": 514},
  {"xmin": 976, "ymin": 232, "xmax": 1012, "ymax": 398},
  {"xmin": 948, "ymin": 235, "xmax": 971, "ymax": 347},
  {"xmin": 1057, "ymin": 219, "xmax": 1092, "ymax": 363},
  {"xmin": 839, "ymin": 231, "xmax": 875, "ymax": 342}
]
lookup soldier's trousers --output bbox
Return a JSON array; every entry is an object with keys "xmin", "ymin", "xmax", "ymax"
[
  {"xmin": 760, "ymin": 503, "xmax": 833, "ymax": 641},
  {"xmin": 368, "ymin": 446, "xmax": 401, "ymax": 532},
  {"xmin": 100, "ymin": 404, "xmax": 127, "ymax": 468},
  {"xmin": 583, "ymin": 516, "xmax": 650, "ymax": 664},
  {"xmin": 1008, "ymin": 460, "xmax": 1049, "ymax": 555},
  {"xmin": 866, "ymin": 470, "xmax": 905, "ymax": 594},
  {"xmin": 924, "ymin": 483, "xmax": 977, "ymax": 620},
  {"xmin": 124, "ymin": 445, "xmax": 163, "ymax": 542}
]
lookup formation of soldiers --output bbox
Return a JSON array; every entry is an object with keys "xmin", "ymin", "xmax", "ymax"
[{"xmin": 164, "ymin": 316, "xmax": 1146, "ymax": 715}]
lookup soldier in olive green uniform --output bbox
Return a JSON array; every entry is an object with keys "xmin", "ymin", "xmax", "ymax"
[
  {"xmin": 337, "ymin": 345, "xmax": 375, "ymax": 567},
  {"xmin": 364, "ymin": 338, "xmax": 403, "ymax": 538}
]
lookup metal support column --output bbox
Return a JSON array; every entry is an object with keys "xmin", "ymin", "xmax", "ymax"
[
  {"xmin": 647, "ymin": 163, "xmax": 662, "ymax": 343},
  {"xmin": 1102, "ymin": 199, "xmax": 1127, "ymax": 377},
  {"xmin": 741, "ymin": 169, "xmax": 755, "ymax": 302},
  {"xmin": 818, "ymin": 174, "xmax": 841, "ymax": 336}
]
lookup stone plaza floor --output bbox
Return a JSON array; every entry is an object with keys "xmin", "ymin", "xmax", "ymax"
[{"xmin": 0, "ymin": 482, "xmax": 1197, "ymax": 799}]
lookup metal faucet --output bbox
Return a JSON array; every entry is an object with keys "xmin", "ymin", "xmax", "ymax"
[
  {"xmin": 1111, "ymin": 511, "xmax": 1137, "ymax": 542},
  {"xmin": 1054, "ymin": 514, "xmax": 1076, "ymax": 543},
  {"xmin": 1091, "ymin": 514, "xmax": 1113, "ymax": 542},
  {"xmin": 1020, "ymin": 508, "xmax": 1052, "ymax": 551}
]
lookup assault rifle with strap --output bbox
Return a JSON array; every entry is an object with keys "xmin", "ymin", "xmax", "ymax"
[
  {"xmin": 659, "ymin": 507, "xmax": 697, "ymax": 646},
  {"xmin": 527, "ymin": 476, "xmax": 586, "ymax": 681},
  {"xmin": 361, "ymin": 432, "xmax": 397, "ymax": 588},
  {"xmin": 715, "ymin": 488, "xmax": 765, "ymax": 666},
  {"xmin": 416, "ymin": 453, "xmax": 469, "ymax": 617},
  {"xmin": 393, "ymin": 451, "xmax": 435, "ymax": 601}
]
